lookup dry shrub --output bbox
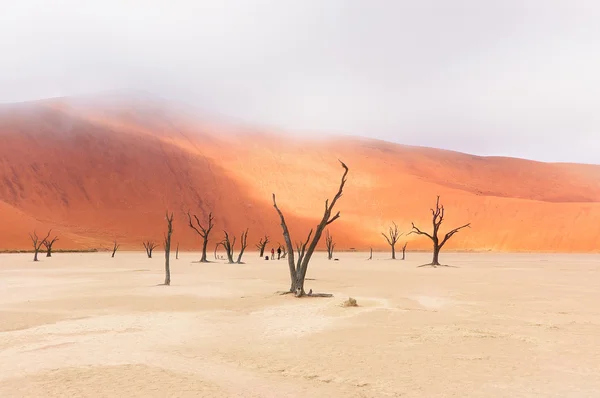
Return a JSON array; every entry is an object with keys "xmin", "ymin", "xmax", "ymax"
[{"xmin": 341, "ymin": 297, "xmax": 358, "ymax": 307}]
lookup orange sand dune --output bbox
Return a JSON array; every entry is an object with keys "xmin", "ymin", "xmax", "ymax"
[{"xmin": 1, "ymin": 94, "xmax": 600, "ymax": 252}]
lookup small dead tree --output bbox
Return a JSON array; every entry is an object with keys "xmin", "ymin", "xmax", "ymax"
[
  {"xmin": 42, "ymin": 235, "xmax": 59, "ymax": 257},
  {"xmin": 278, "ymin": 243, "xmax": 287, "ymax": 259},
  {"xmin": 236, "ymin": 229, "xmax": 249, "ymax": 264},
  {"xmin": 176, "ymin": 242, "xmax": 179, "ymax": 260},
  {"xmin": 143, "ymin": 241, "xmax": 158, "ymax": 258},
  {"xmin": 111, "ymin": 241, "xmax": 120, "ymax": 258},
  {"xmin": 401, "ymin": 242, "xmax": 408, "ymax": 260},
  {"xmin": 272, "ymin": 160, "xmax": 348, "ymax": 297},
  {"xmin": 382, "ymin": 222, "xmax": 403, "ymax": 259},
  {"xmin": 221, "ymin": 231, "xmax": 236, "ymax": 264},
  {"xmin": 410, "ymin": 195, "xmax": 471, "ymax": 266},
  {"xmin": 325, "ymin": 230, "xmax": 335, "ymax": 260},
  {"xmin": 368, "ymin": 248, "xmax": 373, "ymax": 260},
  {"xmin": 29, "ymin": 230, "xmax": 52, "ymax": 262},
  {"xmin": 255, "ymin": 235, "xmax": 269, "ymax": 257},
  {"xmin": 163, "ymin": 211, "xmax": 174, "ymax": 286},
  {"xmin": 187, "ymin": 211, "xmax": 215, "ymax": 263}
]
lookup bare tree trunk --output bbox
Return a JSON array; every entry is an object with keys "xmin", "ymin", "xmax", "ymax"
[
  {"xmin": 402, "ymin": 242, "xmax": 407, "ymax": 260},
  {"xmin": 272, "ymin": 160, "xmax": 348, "ymax": 297},
  {"xmin": 111, "ymin": 241, "xmax": 119, "ymax": 258},
  {"xmin": 325, "ymin": 230, "xmax": 335, "ymax": 260},
  {"xmin": 382, "ymin": 222, "xmax": 403, "ymax": 260},
  {"xmin": 410, "ymin": 196, "xmax": 470, "ymax": 267},
  {"xmin": 221, "ymin": 231, "xmax": 236, "ymax": 264},
  {"xmin": 143, "ymin": 241, "xmax": 157, "ymax": 258},
  {"xmin": 163, "ymin": 212, "xmax": 174, "ymax": 285},
  {"xmin": 176, "ymin": 242, "xmax": 179, "ymax": 260},
  {"xmin": 43, "ymin": 236, "xmax": 58, "ymax": 257},
  {"xmin": 432, "ymin": 243, "xmax": 440, "ymax": 266},
  {"xmin": 255, "ymin": 235, "xmax": 269, "ymax": 257},
  {"xmin": 236, "ymin": 229, "xmax": 249, "ymax": 263},
  {"xmin": 368, "ymin": 248, "xmax": 372, "ymax": 260},
  {"xmin": 29, "ymin": 230, "xmax": 52, "ymax": 262},
  {"xmin": 187, "ymin": 211, "xmax": 215, "ymax": 263}
]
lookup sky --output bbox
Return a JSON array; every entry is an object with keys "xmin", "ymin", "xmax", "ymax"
[{"xmin": 1, "ymin": 0, "xmax": 599, "ymax": 163}]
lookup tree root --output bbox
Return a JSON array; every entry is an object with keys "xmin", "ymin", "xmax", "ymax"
[{"xmin": 307, "ymin": 292, "xmax": 334, "ymax": 298}]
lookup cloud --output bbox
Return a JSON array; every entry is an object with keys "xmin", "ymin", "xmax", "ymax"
[{"xmin": 1, "ymin": 0, "xmax": 599, "ymax": 163}]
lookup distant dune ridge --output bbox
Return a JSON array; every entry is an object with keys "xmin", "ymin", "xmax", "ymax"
[{"xmin": 1, "ymin": 92, "xmax": 600, "ymax": 252}]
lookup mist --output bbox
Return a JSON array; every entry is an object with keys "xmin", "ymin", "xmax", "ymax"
[{"xmin": 1, "ymin": 0, "xmax": 599, "ymax": 163}]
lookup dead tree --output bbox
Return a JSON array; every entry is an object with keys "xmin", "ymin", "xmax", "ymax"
[
  {"xmin": 111, "ymin": 241, "xmax": 120, "ymax": 258},
  {"xmin": 143, "ymin": 241, "xmax": 158, "ymax": 258},
  {"xmin": 163, "ymin": 211, "xmax": 174, "ymax": 285},
  {"xmin": 410, "ymin": 195, "xmax": 471, "ymax": 266},
  {"xmin": 368, "ymin": 248, "xmax": 373, "ymax": 260},
  {"xmin": 236, "ymin": 229, "xmax": 249, "ymax": 264},
  {"xmin": 325, "ymin": 230, "xmax": 335, "ymax": 260},
  {"xmin": 278, "ymin": 243, "xmax": 288, "ymax": 259},
  {"xmin": 29, "ymin": 230, "xmax": 52, "ymax": 262},
  {"xmin": 187, "ymin": 211, "xmax": 215, "ymax": 263},
  {"xmin": 176, "ymin": 242, "xmax": 179, "ymax": 260},
  {"xmin": 272, "ymin": 160, "xmax": 348, "ymax": 297},
  {"xmin": 255, "ymin": 235, "xmax": 269, "ymax": 257},
  {"xmin": 402, "ymin": 242, "xmax": 408, "ymax": 260},
  {"xmin": 382, "ymin": 222, "xmax": 403, "ymax": 259},
  {"xmin": 221, "ymin": 231, "xmax": 236, "ymax": 264},
  {"xmin": 42, "ymin": 235, "xmax": 59, "ymax": 257},
  {"xmin": 214, "ymin": 242, "xmax": 222, "ymax": 259}
]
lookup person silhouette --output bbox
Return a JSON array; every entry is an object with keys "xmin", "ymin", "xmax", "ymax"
[
  {"xmin": 277, "ymin": 246, "xmax": 282, "ymax": 260},
  {"xmin": 271, "ymin": 248, "xmax": 275, "ymax": 259}
]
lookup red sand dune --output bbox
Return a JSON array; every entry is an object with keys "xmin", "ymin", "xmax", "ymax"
[{"xmin": 1, "ymin": 93, "xmax": 600, "ymax": 253}]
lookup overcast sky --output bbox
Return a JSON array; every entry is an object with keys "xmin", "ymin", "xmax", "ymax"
[{"xmin": 1, "ymin": 1, "xmax": 599, "ymax": 163}]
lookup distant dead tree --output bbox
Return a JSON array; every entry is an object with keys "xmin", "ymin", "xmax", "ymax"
[
  {"xmin": 29, "ymin": 230, "xmax": 52, "ymax": 262},
  {"xmin": 221, "ymin": 231, "xmax": 236, "ymax": 264},
  {"xmin": 410, "ymin": 195, "xmax": 471, "ymax": 266},
  {"xmin": 255, "ymin": 235, "xmax": 269, "ymax": 257},
  {"xmin": 111, "ymin": 241, "xmax": 120, "ymax": 258},
  {"xmin": 236, "ymin": 229, "xmax": 249, "ymax": 264},
  {"xmin": 143, "ymin": 241, "xmax": 158, "ymax": 258},
  {"xmin": 272, "ymin": 160, "xmax": 348, "ymax": 297},
  {"xmin": 368, "ymin": 248, "xmax": 373, "ymax": 260},
  {"xmin": 163, "ymin": 211, "xmax": 174, "ymax": 286},
  {"xmin": 278, "ymin": 243, "xmax": 287, "ymax": 259},
  {"xmin": 325, "ymin": 230, "xmax": 335, "ymax": 260},
  {"xmin": 382, "ymin": 222, "xmax": 403, "ymax": 259},
  {"xmin": 175, "ymin": 242, "xmax": 179, "ymax": 260},
  {"xmin": 42, "ymin": 235, "xmax": 59, "ymax": 257},
  {"xmin": 187, "ymin": 211, "xmax": 215, "ymax": 263},
  {"xmin": 214, "ymin": 242, "xmax": 222, "ymax": 259},
  {"xmin": 401, "ymin": 242, "xmax": 408, "ymax": 260}
]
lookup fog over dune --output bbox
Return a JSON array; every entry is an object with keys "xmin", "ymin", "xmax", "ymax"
[{"xmin": 1, "ymin": 1, "xmax": 599, "ymax": 163}]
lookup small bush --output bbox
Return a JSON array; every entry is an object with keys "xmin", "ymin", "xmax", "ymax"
[{"xmin": 341, "ymin": 297, "xmax": 358, "ymax": 307}]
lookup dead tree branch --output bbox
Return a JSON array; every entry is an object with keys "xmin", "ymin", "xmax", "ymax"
[
  {"xmin": 325, "ymin": 229, "xmax": 336, "ymax": 260},
  {"xmin": 42, "ymin": 235, "xmax": 59, "ymax": 257},
  {"xmin": 111, "ymin": 241, "xmax": 120, "ymax": 258},
  {"xmin": 402, "ymin": 242, "xmax": 408, "ymax": 260},
  {"xmin": 221, "ymin": 231, "xmax": 236, "ymax": 264},
  {"xmin": 272, "ymin": 160, "xmax": 349, "ymax": 297},
  {"xmin": 409, "ymin": 195, "xmax": 470, "ymax": 266},
  {"xmin": 143, "ymin": 240, "xmax": 158, "ymax": 258},
  {"xmin": 236, "ymin": 229, "xmax": 249, "ymax": 264},
  {"xmin": 163, "ymin": 211, "xmax": 174, "ymax": 285},
  {"xmin": 29, "ymin": 230, "xmax": 52, "ymax": 262},
  {"xmin": 187, "ymin": 211, "xmax": 215, "ymax": 263},
  {"xmin": 255, "ymin": 235, "xmax": 269, "ymax": 257},
  {"xmin": 382, "ymin": 222, "xmax": 403, "ymax": 259}
]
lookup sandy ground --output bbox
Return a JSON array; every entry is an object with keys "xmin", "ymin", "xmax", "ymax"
[{"xmin": 1, "ymin": 251, "xmax": 599, "ymax": 397}]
